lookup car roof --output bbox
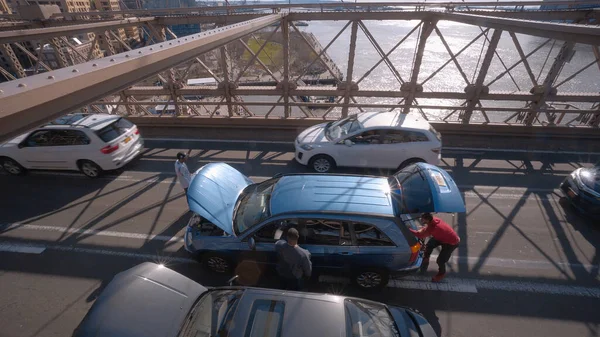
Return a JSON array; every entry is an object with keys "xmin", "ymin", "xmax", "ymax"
[
  {"xmin": 233, "ymin": 287, "xmax": 346, "ymax": 337},
  {"xmin": 358, "ymin": 111, "xmax": 430, "ymax": 130},
  {"xmin": 270, "ymin": 174, "xmax": 394, "ymax": 217},
  {"xmin": 44, "ymin": 113, "xmax": 120, "ymax": 130}
]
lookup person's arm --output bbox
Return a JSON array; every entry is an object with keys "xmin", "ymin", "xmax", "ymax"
[
  {"xmin": 409, "ymin": 225, "xmax": 431, "ymax": 239},
  {"xmin": 302, "ymin": 252, "xmax": 312, "ymax": 278}
]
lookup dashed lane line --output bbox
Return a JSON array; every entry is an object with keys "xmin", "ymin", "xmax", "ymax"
[
  {"xmin": 1, "ymin": 241, "xmax": 599, "ymax": 298},
  {"xmin": 1, "ymin": 223, "xmax": 184, "ymax": 243},
  {"xmin": 3, "ymin": 223, "xmax": 597, "ymax": 272}
]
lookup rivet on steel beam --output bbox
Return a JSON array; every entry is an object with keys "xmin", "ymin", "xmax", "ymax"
[
  {"xmin": 47, "ymin": 75, "xmax": 54, "ymax": 79},
  {"xmin": 169, "ymin": 43, "xmax": 172, "ymax": 45},
  {"xmin": 18, "ymin": 83, "xmax": 26, "ymax": 87},
  {"xmin": 125, "ymin": 54, "xmax": 130, "ymax": 58},
  {"xmin": 160, "ymin": 45, "xmax": 163, "ymax": 48},
  {"xmin": 92, "ymin": 63, "xmax": 98, "ymax": 67},
  {"xmin": 110, "ymin": 59, "xmax": 115, "ymax": 62},
  {"xmin": 150, "ymin": 48, "xmax": 153, "ymax": 50}
]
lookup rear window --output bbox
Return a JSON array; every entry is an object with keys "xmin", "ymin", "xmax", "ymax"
[
  {"xmin": 244, "ymin": 300, "xmax": 285, "ymax": 337},
  {"xmin": 95, "ymin": 118, "xmax": 134, "ymax": 142},
  {"xmin": 429, "ymin": 126, "xmax": 441, "ymax": 141}
]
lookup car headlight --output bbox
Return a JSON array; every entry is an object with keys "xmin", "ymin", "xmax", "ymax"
[{"xmin": 300, "ymin": 144, "xmax": 314, "ymax": 151}]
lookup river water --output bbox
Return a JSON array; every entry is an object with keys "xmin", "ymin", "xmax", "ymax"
[{"xmin": 300, "ymin": 20, "xmax": 600, "ymax": 122}]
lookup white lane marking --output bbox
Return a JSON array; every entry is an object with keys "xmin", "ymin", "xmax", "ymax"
[
  {"xmin": 319, "ymin": 275, "xmax": 600, "ymax": 298},
  {"xmin": 0, "ymin": 242, "xmax": 46, "ymax": 254},
  {"xmin": 146, "ymin": 138, "xmax": 293, "ymax": 145},
  {"xmin": 50, "ymin": 245, "xmax": 195, "ymax": 264},
  {"xmin": 2, "ymin": 224, "xmax": 598, "ymax": 272},
  {"xmin": 1, "ymin": 240, "xmax": 598, "ymax": 298},
  {"xmin": 2, "ymin": 224, "xmax": 184, "ymax": 243}
]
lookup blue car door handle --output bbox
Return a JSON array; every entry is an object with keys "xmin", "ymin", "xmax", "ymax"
[{"xmin": 338, "ymin": 251, "xmax": 353, "ymax": 255}]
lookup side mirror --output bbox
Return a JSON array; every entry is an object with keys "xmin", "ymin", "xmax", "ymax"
[
  {"xmin": 18, "ymin": 143, "xmax": 25, "ymax": 149},
  {"xmin": 227, "ymin": 275, "xmax": 239, "ymax": 286},
  {"xmin": 248, "ymin": 237, "xmax": 256, "ymax": 250},
  {"xmin": 344, "ymin": 139, "xmax": 353, "ymax": 147}
]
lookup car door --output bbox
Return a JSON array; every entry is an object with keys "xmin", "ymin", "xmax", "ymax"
[
  {"xmin": 298, "ymin": 218, "xmax": 358, "ymax": 274},
  {"xmin": 16, "ymin": 130, "xmax": 64, "ymax": 169},
  {"xmin": 43, "ymin": 130, "xmax": 92, "ymax": 170},
  {"xmin": 334, "ymin": 129, "xmax": 384, "ymax": 168},
  {"xmin": 352, "ymin": 221, "xmax": 408, "ymax": 271},
  {"xmin": 380, "ymin": 129, "xmax": 432, "ymax": 167},
  {"xmin": 240, "ymin": 218, "xmax": 299, "ymax": 268}
]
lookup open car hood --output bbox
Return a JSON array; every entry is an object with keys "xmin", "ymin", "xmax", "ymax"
[
  {"xmin": 390, "ymin": 163, "xmax": 466, "ymax": 214},
  {"xmin": 188, "ymin": 163, "xmax": 253, "ymax": 235}
]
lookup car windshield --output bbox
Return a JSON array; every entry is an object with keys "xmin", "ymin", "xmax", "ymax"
[
  {"xmin": 179, "ymin": 290, "xmax": 244, "ymax": 337},
  {"xmin": 344, "ymin": 299, "xmax": 400, "ymax": 337},
  {"xmin": 326, "ymin": 116, "xmax": 363, "ymax": 140},
  {"xmin": 233, "ymin": 178, "xmax": 280, "ymax": 235}
]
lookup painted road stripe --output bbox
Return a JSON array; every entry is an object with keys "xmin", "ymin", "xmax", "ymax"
[
  {"xmin": 3, "ymin": 223, "xmax": 597, "ymax": 271},
  {"xmin": 1, "ymin": 241, "xmax": 598, "ymax": 298},
  {"xmin": 0, "ymin": 242, "xmax": 46, "ymax": 254},
  {"xmin": 1, "ymin": 224, "xmax": 184, "ymax": 242}
]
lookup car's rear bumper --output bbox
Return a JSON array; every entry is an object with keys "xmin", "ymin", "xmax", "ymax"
[
  {"xmin": 390, "ymin": 252, "xmax": 424, "ymax": 277},
  {"xmin": 99, "ymin": 138, "xmax": 144, "ymax": 170}
]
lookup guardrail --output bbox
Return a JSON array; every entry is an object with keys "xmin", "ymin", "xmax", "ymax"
[{"xmin": 129, "ymin": 116, "xmax": 600, "ymax": 152}]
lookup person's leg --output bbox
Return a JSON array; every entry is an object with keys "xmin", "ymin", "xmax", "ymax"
[
  {"xmin": 184, "ymin": 188, "xmax": 189, "ymax": 207},
  {"xmin": 432, "ymin": 243, "xmax": 458, "ymax": 282},
  {"xmin": 420, "ymin": 238, "xmax": 441, "ymax": 272}
]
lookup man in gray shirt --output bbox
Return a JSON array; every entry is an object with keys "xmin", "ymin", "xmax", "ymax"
[{"xmin": 275, "ymin": 228, "xmax": 312, "ymax": 291}]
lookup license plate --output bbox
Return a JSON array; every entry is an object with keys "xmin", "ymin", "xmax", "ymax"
[
  {"xmin": 567, "ymin": 190, "xmax": 576, "ymax": 198},
  {"xmin": 124, "ymin": 136, "xmax": 131, "ymax": 144}
]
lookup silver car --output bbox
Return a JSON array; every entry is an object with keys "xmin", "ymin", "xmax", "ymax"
[{"xmin": 72, "ymin": 262, "xmax": 437, "ymax": 337}]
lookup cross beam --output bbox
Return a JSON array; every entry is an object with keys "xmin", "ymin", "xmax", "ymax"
[{"xmin": 0, "ymin": 13, "xmax": 285, "ymax": 142}]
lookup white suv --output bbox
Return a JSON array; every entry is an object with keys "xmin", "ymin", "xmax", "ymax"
[
  {"xmin": 0, "ymin": 113, "xmax": 144, "ymax": 178},
  {"xmin": 295, "ymin": 111, "xmax": 442, "ymax": 173}
]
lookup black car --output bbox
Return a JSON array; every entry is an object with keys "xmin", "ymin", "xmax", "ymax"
[
  {"xmin": 560, "ymin": 165, "xmax": 600, "ymax": 219},
  {"xmin": 73, "ymin": 262, "xmax": 436, "ymax": 337}
]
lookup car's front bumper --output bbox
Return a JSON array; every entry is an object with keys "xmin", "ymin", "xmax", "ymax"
[
  {"xmin": 560, "ymin": 178, "xmax": 600, "ymax": 218},
  {"xmin": 294, "ymin": 145, "xmax": 310, "ymax": 165}
]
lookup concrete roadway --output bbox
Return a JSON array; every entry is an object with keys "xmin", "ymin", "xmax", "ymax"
[{"xmin": 0, "ymin": 139, "xmax": 599, "ymax": 337}]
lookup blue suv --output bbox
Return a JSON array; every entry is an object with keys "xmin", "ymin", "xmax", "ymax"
[{"xmin": 184, "ymin": 162, "xmax": 465, "ymax": 289}]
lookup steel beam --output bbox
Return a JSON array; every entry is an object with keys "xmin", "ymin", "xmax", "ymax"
[
  {"xmin": 341, "ymin": 20, "xmax": 358, "ymax": 118},
  {"xmin": 439, "ymin": 12, "xmax": 600, "ymax": 45},
  {"xmin": 524, "ymin": 41, "xmax": 576, "ymax": 125},
  {"xmin": 0, "ymin": 14, "xmax": 285, "ymax": 142},
  {"xmin": 462, "ymin": 29, "xmax": 503, "ymax": 124},
  {"xmin": 0, "ymin": 43, "xmax": 25, "ymax": 78},
  {"xmin": 122, "ymin": 86, "xmax": 600, "ymax": 103},
  {"xmin": 0, "ymin": 17, "xmax": 155, "ymax": 44},
  {"xmin": 282, "ymin": 18, "xmax": 290, "ymax": 118},
  {"xmin": 403, "ymin": 20, "xmax": 435, "ymax": 114}
]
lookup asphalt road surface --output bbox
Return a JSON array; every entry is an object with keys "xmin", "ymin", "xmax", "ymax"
[{"xmin": 1, "ymin": 139, "xmax": 599, "ymax": 337}]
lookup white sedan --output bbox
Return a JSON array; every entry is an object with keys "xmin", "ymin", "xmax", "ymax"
[{"xmin": 294, "ymin": 111, "xmax": 442, "ymax": 173}]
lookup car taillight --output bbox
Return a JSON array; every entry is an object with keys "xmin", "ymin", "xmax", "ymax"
[
  {"xmin": 431, "ymin": 148, "xmax": 441, "ymax": 154},
  {"xmin": 101, "ymin": 144, "xmax": 119, "ymax": 154},
  {"xmin": 134, "ymin": 128, "xmax": 140, "ymax": 135},
  {"xmin": 409, "ymin": 242, "xmax": 422, "ymax": 263}
]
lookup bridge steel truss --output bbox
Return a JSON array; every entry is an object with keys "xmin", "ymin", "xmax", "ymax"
[{"xmin": 1, "ymin": 4, "xmax": 600, "ymax": 141}]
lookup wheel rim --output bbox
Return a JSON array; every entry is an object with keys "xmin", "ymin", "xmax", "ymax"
[
  {"xmin": 81, "ymin": 162, "xmax": 99, "ymax": 177},
  {"xmin": 313, "ymin": 158, "xmax": 331, "ymax": 173},
  {"xmin": 356, "ymin": 272, "xmax": 382, "ymax": 288},
  {"xmin": 3, "ymin": 160, "xmax": 21, "ymax": 175},
  {"xmin": 207, "ymin": 257, "xmax": 229, "ymax": 273}
]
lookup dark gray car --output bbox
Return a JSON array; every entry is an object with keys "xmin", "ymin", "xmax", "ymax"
[{"xmin": 73, "ymin": 262, "xmax": 437, "ymax": 337}]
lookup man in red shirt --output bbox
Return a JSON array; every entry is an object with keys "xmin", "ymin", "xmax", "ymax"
[{"xmin": 409, "ymin": 213, "xmax": 460, "ymax": 282}]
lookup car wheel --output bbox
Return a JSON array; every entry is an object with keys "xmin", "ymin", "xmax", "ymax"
[
  {"xmin": 1, "ymin": 157, "xmax": 25, "ymax": 175},
  {"xmin": 202, "ymin": 253, "xmax": 232, "ymax": 274},
  {"xmin": 398, "ymin": 158, "xmax": 425, "ymax": 170},
  {"xmin": 78, "ymin": 160, "xmax": 102, "ymax": 178},
  {"xmin": 354, "ymin": 269, "xmax": 390, "ymax": 289},
  {"xmin": 309, "ymin": 155, "xmax": 336, "ymax": 173}
]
